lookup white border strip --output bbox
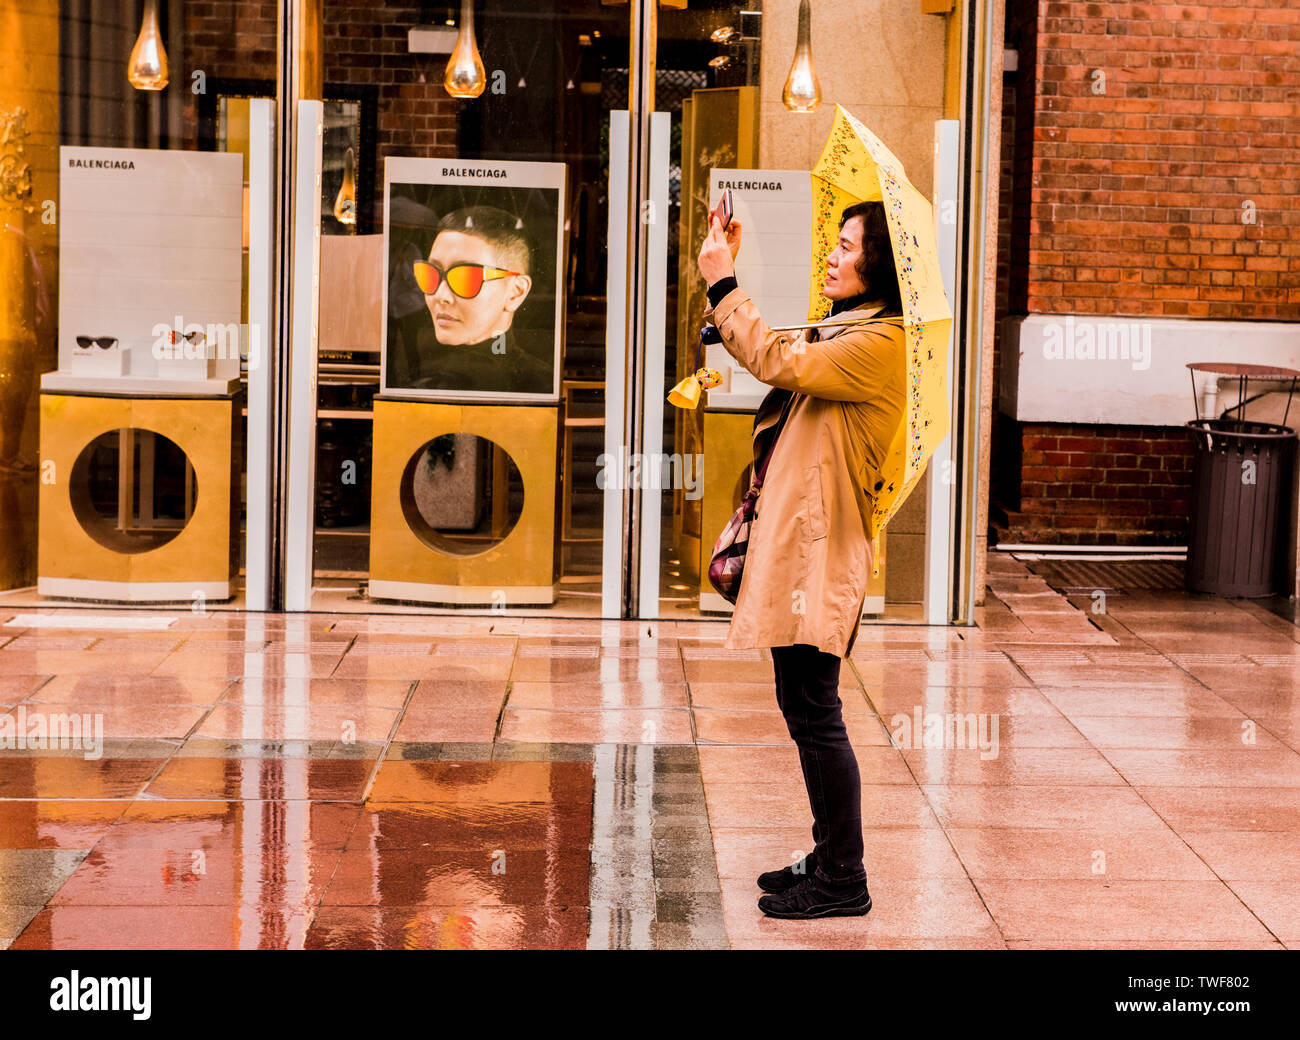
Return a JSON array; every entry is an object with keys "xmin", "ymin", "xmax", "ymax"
[
  {"xmin": 35, "ymin": 578, "xmax": 230, "ymax": 602},
  {"xmin": 284, "ymin": 101, "xmax": 323, "ymax": 612},
  {"xmin": 997, "ymin": 543, "xmax": 1188, "ymax": 554},
  {"xmin": 602, "ymin": 112, "xmax": 630, "ymax": 618},
  {"xmin": 4, "ymin": 613, "xmax": 179, "ymax": 630},
  {"xmin": 244, "ymin": 98, "xmax": 276, "ymax": 613},
  {"xmin": 923, "ymin": 120, "xmax": 961, "ymax": 626},
  {"xmin": 367, "ymin": 578, "xmax": 556, "ymax": 605},
  {"xmin": 637, "ymin": 112, "xmax": 670, "ymax": 619}
]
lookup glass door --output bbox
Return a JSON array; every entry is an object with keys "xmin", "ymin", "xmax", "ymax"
[
  {"xmin": 641, "ymin": 0, "xmax": 942, "ymax": 623},
  {"xmin": 301, "ymin": 0, "xmax": 630, "ymax": 618}
]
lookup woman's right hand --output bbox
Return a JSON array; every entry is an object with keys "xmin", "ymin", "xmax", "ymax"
[{"xmin": 707, "ymin": 206, "xmax": 743, "ymax": 261}]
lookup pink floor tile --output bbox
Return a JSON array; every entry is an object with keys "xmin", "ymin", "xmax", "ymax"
[
  {"xmin": 1102, "ymin": 747, "xmax": 1300, "ymax": 788},
  {"xmin": 1132, "ymin": 785, "xmax": 1300, "ymax": 832},
  {"xmin": 95, "ymin": 800, "xmax": 362, "ymax": 852},
  {"xmin": 944, "ymin": 826, "xmax": 1215, "ymax": 880},
  {"xmin": 389, "ymin": 707, "xmax": 499, "ymax": 742},
  {"xmin": 0, "ymin": 758, "xmax": 163, "ymax": 799},
  {"xmin": 901, "ymin": 747, "xmax": 1126, "ymax": 786},
  {"xmin": 922, "ymin": 784, "xmax": 1170, "ymax": 830},
  {"xmin": 711, "ymin": 826, "xmax": 970, "ymax": 880},
  {"xmin": 974, "ymin": 879, "xmax": 1276, "ymax": 944},
  {"xmin": 1222, "ymin": 881, "xmax": 1300, "ymax": 942},
  {"xmin": 406, "ymin": 680, "xmax": 509, "ymax": 710},
  {"xmin": 4, "ymin": 703, "xmax": 209, "ymax": 740},
  {"xmin": 144, "ymin": 757, "xmax": 374, "ymax": 801},
  {"xmin": 331, "ymin": 654, "xmax": 512, "ymax": 681},
  {"xmin": 0, "ymin": 800, "xmax": 131, "ymax": 849},
  {"xmin": 11, "ymin": 905, "xmax": 315, "ymax": 949},
  {"xmin": 697, "ymin": 744, "xmax": 914, "ymax": 785},
  {"xmin": 507, "ymin": 680, "xmax": 689, "ymax": 710},
  {"xmin": 151, "ymin": 651, "xmax": 346, "ymax": 680},
  {"xmin": 191, "ymin": 703, "xmax": 399, "ymax": 743},
  {"xmin": 688, "ymin": 681, "xmax": 868, "ymax": 712},
  {"xmin": 31, "ymin": 674, "xmax": 232, "ymax": 705},
  {"xmin": 511, "ymin": 657, "xmax": 687, "ymax": 683},
  {"xmin": 1174, "ymin": 830, "xmax": 1300, "ymax": 880},
  {"xmin": 718, "ymin": 876, "xmax": 1002, "ymax": 942},
  {"xmin": 499, "ymin": 707, "xmax": 694, "ymax": 744},
  {"xmin": 704, "ymin": 783, "xmax": 942, "ymax": 829},
  {"xmin": 218, "ymin": 677, "xmax": 412, "ymax": 710}
]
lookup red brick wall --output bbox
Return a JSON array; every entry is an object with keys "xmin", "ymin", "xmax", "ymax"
[
  {"xmin": 1023, "ymin": 0, "xmax": 1300, "ymax": 320},
  {"xmin": 182, "ymin": 2, "xmax": 278, "ymax": 143},
  {"xmin": 324, "ymin": 0, "xmax": 460, "ymax": 208},
  {"xmin": 1001, "ymin": 422, "xmax": 1194, "ymax": 545},
  {"xmin": 182, "ymin": 1, "xmax": 460, "ymax": 201}
]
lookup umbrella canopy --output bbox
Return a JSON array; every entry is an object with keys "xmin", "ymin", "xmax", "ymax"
[{"xmin": 808, "ymin": 105, "xmax": 952, "ymax": 537}]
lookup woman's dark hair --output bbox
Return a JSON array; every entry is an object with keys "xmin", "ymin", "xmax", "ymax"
[{"xmin": 839, "ymin": 201, "xmax": 901, "ymax": 313}]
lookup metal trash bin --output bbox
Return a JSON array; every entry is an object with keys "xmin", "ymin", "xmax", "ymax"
[{"xmin": 1185, "ymin": 362, "xmax": 1300, "ymax": 598}]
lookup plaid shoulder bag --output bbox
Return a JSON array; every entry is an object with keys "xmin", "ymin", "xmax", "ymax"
[{"xmin": 707, "ymin": 390, "xmax": 795, "ymax": 605}]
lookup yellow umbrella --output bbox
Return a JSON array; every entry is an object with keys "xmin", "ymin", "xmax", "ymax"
[{"xmin": 808, "ymin": 104, "xmax": 952, "ymax": 539}]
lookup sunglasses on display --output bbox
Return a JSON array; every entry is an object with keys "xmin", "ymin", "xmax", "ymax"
[
  {"xmin": 413, "ymin": 261, "xmax": 520, "ymax": 299},
  {"xmin": 168, "ymin": 330, "xmax": 207, "ymax": 346},
  {"xmin": 75, "ymin": 336, "xmax": 118, "ymax": 350}
]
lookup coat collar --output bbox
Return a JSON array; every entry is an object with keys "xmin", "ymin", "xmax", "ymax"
[{"xmin": 814, "ymin": 300, "xmax": 889, "ymax": 340}]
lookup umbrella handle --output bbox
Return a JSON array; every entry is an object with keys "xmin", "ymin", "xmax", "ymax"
[{"xmin": 770, "ymin": 315, "xmax": 905, "ymax": 332}]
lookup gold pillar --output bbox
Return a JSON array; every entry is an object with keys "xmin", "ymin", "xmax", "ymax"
[{"xmin": 0, "ymin": 0, "xmax": 60, "ymax": 589}]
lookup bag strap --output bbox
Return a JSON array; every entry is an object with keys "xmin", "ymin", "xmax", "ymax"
[{"xmin": 753, "ymin": 392, "xmax": 796, "ymax": 489}]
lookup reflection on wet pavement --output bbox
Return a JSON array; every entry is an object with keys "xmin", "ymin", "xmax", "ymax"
[{"xmin": 2, "ymin": 573, "xmax": 1299, "ymax": 948}]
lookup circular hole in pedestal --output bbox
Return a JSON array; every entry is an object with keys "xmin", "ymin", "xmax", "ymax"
[
  {"xmin": 69, "ymin": 429, "xmax": 198, "ymax": 554},
  {"xmin": 399, "ymin": 434, "xmax": 525, "ymax": 557}
]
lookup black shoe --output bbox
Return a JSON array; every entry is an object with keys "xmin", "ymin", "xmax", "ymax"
[
  {"xmin": 758, "ymin": 875, "xmax": 872, "ymax": 920},
  {"xmin": 757, "ymin": 854, "xmax": 817, "ymax": 893}
]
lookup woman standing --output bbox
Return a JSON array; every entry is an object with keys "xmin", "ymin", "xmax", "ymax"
[{"xmin": 697, "ymin": 200, "xmax": 906, "ymax": 919}]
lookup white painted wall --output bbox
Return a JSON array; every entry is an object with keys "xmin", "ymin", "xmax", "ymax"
[{"xmin": 1003, "ymin": 314, "xmax": 1300, "ymax": 425}]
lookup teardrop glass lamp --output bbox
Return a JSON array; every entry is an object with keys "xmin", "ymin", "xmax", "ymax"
[
  {"xmin": 444, "ymin": 0, "xmax": 486, "ymax": 99},
  {"xmin": 128, "ymin": 0, "xmax": 170, "ymax": 91},
  {"xmin": 781, "ymin": 0, "xmax": 821, "ymax": 112},
  {"xmin": 333, "ymin": 147, "xmax": 357, "ymax": 227}
]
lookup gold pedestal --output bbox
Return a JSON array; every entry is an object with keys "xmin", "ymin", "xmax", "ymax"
[
  {"xmin": 37, "ymin": 392, "xmax": 239, "ymax": 602},
  {"xmin": 368, "ymin": 399, "xmax": 558, "ymax": 605}
]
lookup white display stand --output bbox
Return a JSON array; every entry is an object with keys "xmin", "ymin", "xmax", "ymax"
[
  {"xmin": 704, "ymin": 169, "xmax": 813, "ymax": 411},
  {"xmin": 43, "ymin": 146, "xmax": 244, "ymax": 396}
]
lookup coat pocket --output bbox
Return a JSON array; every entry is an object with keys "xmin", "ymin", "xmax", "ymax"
[{"xmin": 804, "ymin": 465, "xmax": 828, "ymax": 541}]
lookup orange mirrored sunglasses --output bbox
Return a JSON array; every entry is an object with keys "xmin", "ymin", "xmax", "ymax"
[{"xmin": 413, "ymin": 261, "xmax": 520, "ymax": 299}]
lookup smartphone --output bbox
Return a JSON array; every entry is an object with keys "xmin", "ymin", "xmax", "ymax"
[{"xmin": 717, "ymin": 187, "xmax": 734, "ymax": 231}]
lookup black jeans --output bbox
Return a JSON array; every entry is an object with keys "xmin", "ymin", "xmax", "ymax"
[{"xmin": 771, "ymin": 644, "xmax": 866, "ymax": 886}]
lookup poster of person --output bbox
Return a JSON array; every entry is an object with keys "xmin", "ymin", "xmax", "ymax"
[{"xmin": 382, "ymin": 157, "xmax": 565, "ymax": 402}]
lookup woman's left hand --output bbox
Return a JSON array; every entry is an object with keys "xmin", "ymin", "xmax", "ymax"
[{"xmin": 698, "ymin": 215, "xmax": 737, "ymax": 285}]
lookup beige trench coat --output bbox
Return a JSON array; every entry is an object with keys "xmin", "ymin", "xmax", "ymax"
[{"xmin": 703, "ymin": 287, "xmax": 907, "ymax": 658}]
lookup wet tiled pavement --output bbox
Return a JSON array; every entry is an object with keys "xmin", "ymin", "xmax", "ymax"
[{"xmin": 2, "ymin": 557, "xmax": 1299, "ymax": 949}]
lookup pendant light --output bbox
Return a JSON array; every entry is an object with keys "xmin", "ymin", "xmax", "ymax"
[
  {"xmin": 444, "ymin": 0, "xmax": 486, "ymax": 99},
  {"xmin": 127, "ymin": 0, "xmax": 169, "ymax": 91},
  {"xmin": 333, "ymin": 147, "xmax": 357, "ymax": 227},
  {"xmin": 781, "ymin": 0, "xmax": 821, "ymax": 112}
]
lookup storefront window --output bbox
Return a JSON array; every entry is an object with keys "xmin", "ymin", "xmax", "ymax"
[
  {"xmin": 4, "ymin": 0, "xmax": 263, "ymax": 609},
  {"xmin": 0, "ymin": 1, "xmax": 949, "ymax": 619}
]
